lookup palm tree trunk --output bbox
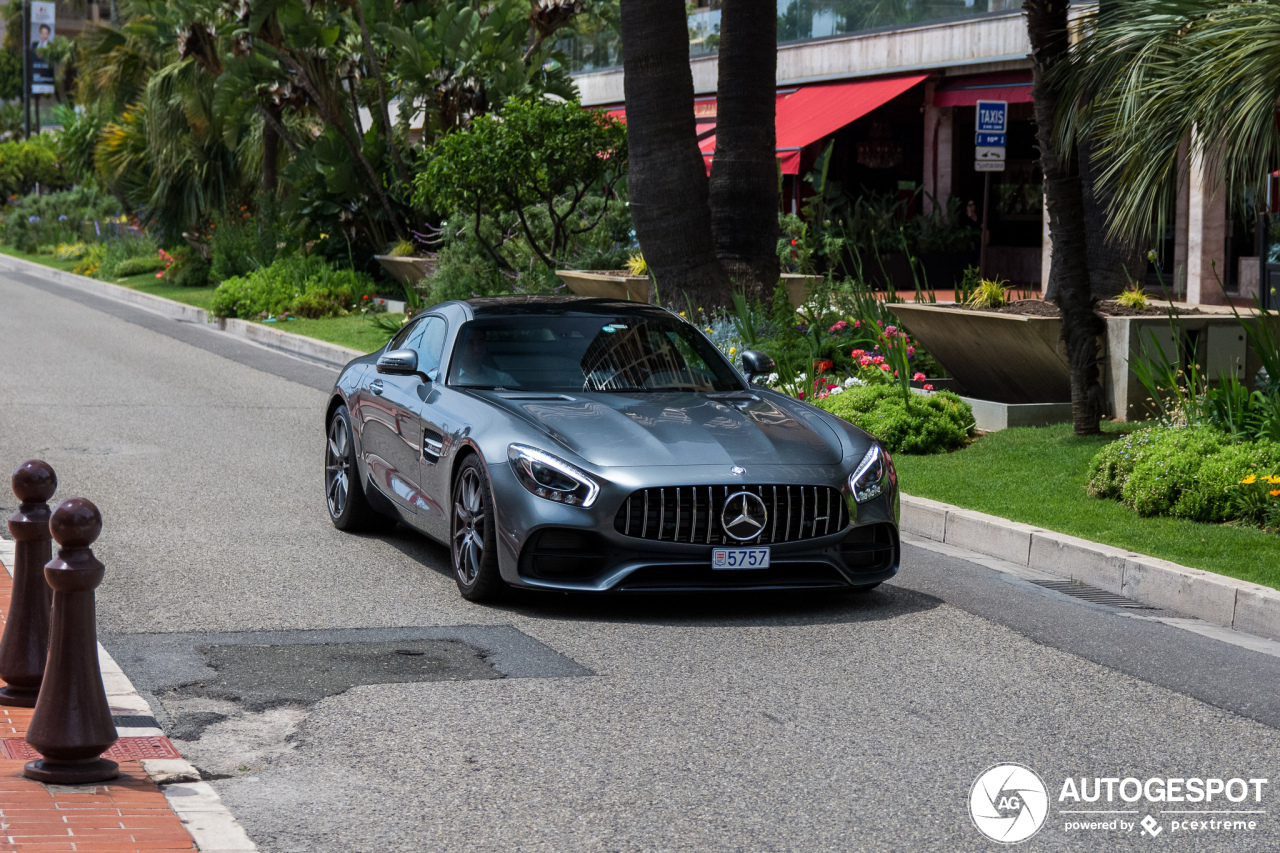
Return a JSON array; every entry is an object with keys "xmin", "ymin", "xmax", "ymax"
[
  {"xmin": 1025, "ymin": 0, "xmax": 1104, "ymax": 435},
  {"xmin": 620, "ymin": 0, "xmax": 731, "ymax": 308},
  {"xmin": 262, "ymin": 106, "xmax": 280, "ymax": 193},
  {"xmin": 709, "ymin": 0, "xmax": 780, "ymax": 303}
]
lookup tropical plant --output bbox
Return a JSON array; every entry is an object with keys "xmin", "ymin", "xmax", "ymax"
[
  {"xmin": 965, "ymin": 278, "xmax": 1009, "ymax": 309},
  {"xmin": 416, "ymin": 98, "xmax": 627, "ymax": 272},
  {"xmin": 1115, "ymin": 282, "xmax": 1149, "ymax": 310}
]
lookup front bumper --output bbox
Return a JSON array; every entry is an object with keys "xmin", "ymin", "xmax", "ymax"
[{"xmin": 487, "ymin": 461, "xmax": 900, "ymax": 593}]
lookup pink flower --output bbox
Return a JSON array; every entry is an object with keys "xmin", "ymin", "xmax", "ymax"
[
  {"xmin": 853, "ymin": 320, "xmax": 861, "ymax": 328},
  {"xmin": 816, "ymin": 392, "xmax": 828, "ymax": 400},
  {"xmin": 824, "ymin": 382, "xmax": 838, "ymax": 390},
  {"xmin": 872, "ymin": 356, "xmax": 885, "ymax": 364},
  {"xmin": 880, "ymin": 364, "xmax": 891, "ymax": 372},
  {"xmin": 155, "ymin": 271, "xmax": 164, "ymax": 278},
  {"xmin": 798, "ymin": 390, "xmax": 805, "ymax": 399},
  {"xmin": 851, "ymin": 349, "xmax": 865, "ymax": 358},
  {"xmin": 906, "ymin": 346, "xmax": 915, "ymax": 356},
  {"xmin": 923, "ymin": 384, "xmax": 934, "ymax": 391},
  {"xmin": 885, "ymin": 325, "xmax": 898, "ymax": 335},
  {"xmin": 829, "ymin": 320, "xmax": 848, "ymax": 332},
  {"xmin": 859, "ymin": 356, "xmax": 872, "ymax": 367},
  {"xmin": 913, "ymin": 372, "xmax": 926, "ymax": 381}
]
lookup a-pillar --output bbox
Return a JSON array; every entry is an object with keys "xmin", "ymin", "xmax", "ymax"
[
  {"xmin": 922, "ymin": 80, "xmax": 952, "ymax": 215},
  {"xmin": 1184, "ymin": 143, "xmax": 1228, "ymax": 305}
]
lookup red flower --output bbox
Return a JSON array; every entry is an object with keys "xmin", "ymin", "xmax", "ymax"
[
  {"xmin": 851, "ymin": 349, "xmax": 865, "ymax": 358},
  {"xmin": 923, "ymin": 384, "xmax": 934, "ymax": 391},
  {"xmin": 913, "ymin": 372, "xmax": 926, "ymax": 381}
]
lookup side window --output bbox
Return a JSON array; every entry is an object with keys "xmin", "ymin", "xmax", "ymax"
[
  {"xmin": 387, "ymin": 317, "xmax": 423, "ymax": 352},
  {"xmin": 413, "ymin": 317, "xmax": 448, "ymax": 380}
]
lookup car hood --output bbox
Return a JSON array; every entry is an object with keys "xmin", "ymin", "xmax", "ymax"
[{"xmin": 481, "ymin": 391, "xmax": 844, "ymax": 468}]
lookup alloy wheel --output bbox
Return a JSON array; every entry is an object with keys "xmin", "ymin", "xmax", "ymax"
[
  {"xmin": 453, "ymin": 467, "xmax": 486, "ymax": 583},
  {"xmin": 325, "ymin": 417, "xmax": 350, "ymax": 519}
]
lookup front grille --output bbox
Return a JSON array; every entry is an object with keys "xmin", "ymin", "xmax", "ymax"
[{"xmin": 613, "ymin": 484, "xmax": 848, "ymax": 545}]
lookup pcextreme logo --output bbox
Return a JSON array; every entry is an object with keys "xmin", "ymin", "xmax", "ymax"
[{"xmin": 970, "ymin": 765, "xmax": 1269, "ymax": 843}]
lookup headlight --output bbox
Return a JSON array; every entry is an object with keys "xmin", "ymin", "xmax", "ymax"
[
  {"xmin": 849, "ymin": 444, "xmax": 891, "ymax": 503},
  {"xmin": 508, "ymin": 444, "xmax": 600, "ymax": 508}
]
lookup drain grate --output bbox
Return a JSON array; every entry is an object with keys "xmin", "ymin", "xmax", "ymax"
[
  {"xmin": 0, "ymin": 736, "xmax": 182, "ymax": 761},
  {"xmin": 1029, "ymin": 579, "xmax": 1155, "ymax": 609}
]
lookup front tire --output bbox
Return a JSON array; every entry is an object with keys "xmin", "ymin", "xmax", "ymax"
[
  {"xmin": 325, "ymin": 405, "xmax": 387, "ymax": 532},
  {"xmin": 451, "ymin": 456, "xmax": 506, "ymax": 602}
]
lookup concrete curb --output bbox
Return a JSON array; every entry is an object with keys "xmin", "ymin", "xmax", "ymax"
[
  {"xmin": 0, "ymin": 252, "xmax": 364, "ymax": 368},
  {"xmin": 0, "ymin": 540, "xmax": 258, "ymax": 853},
  {"xmin": 901, "ymin": 494, "xmax": 1280, "ymax": 641}
]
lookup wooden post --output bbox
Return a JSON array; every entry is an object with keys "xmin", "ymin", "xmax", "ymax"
[
  {"xmin": 24, "ymin": 497, "xmax": 118, "ymax": 784},
  {"xmin": 0, "ymin": 460, "xmax": 56, "ymax": 707}
]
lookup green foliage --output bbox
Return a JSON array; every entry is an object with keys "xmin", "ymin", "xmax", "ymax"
[
  {"xmin": 112, "ymin": 253, "xmax": 166, "ymax": 276},
  {"xmin": 167, "ymin": 251, "xmax": 210, "ymax": 287},
  {"xmin": 55, "ymin": 242, "xmax": 88, "ymax": 260},
  {"xmin": 0, "ymin": 187, "xmax": 121, "ymax": 252},
  {"xmin": 1115, "ymin": 282, "xmax": 1149, "ymax": 309},
  {"xmin": 815, "ymin": 384, "xmax": 974, "ymax": 454},
  {"xmin": 0, "ymin": 137, "xmax": 70, "ymax": 198},
  {"xmin": 0, "ymin": 47, "xmax": 21, "ymax": 102},
  {"xmin": 210, "ymin": 254, "xmax": 379, "ymax": 320},
  {"xmin": 415, "ymin": 98, "xmax": 627, "ymax": 271},
  {"xmin": 53, "ymin": 103, "xmax": 107, "ymax": 185},
  {"xmin": 1086, "ymin": 425, "xmax": 1280, "ymax": 524},
  {"xmin": 965, "ymin": 278, "xmax": 1010, "ymax": 309},
  {"xmin": 209, "ymin": 203, "xmax": 284, "ymax": 284},
  {"xmin": 72, "ymin": 244, "xmax": 108, "ymax": 276},
  {"xmin": 97, "ymin": 232, "xmax": 160, "ymax": 279}
]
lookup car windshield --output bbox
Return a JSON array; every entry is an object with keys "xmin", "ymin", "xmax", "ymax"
[{"xmin": 447, "ymin": 313, "xmax": 744, "ymax": 393}]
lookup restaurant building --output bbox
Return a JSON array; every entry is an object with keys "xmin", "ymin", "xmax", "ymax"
[{"xmin": 562, "ymin": 2, "xmax": 1273, "ymax": 307}]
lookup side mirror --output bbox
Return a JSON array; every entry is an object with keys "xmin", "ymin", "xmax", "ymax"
[
  {"xmin": 740, "ymin": 350, "xmax": 776, "ymax": 383},
  {"xmin": 376, "ymin": 348, "xmax": 420, "ymax": 377}
]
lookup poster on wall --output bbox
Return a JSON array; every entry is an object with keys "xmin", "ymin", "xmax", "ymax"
[{"xmin": 28, "ymin": 2, "xmax": 56, "ymax": 95}]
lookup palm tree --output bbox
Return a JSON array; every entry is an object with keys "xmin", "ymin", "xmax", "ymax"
[
  {"xmin": 620, "ymin": 0, "xmax": 731, "ymax": 307},
  {"xmin": 1062, "ymin": 0, "xmax": 1280, "ymax": 247},
  {"xmin": 709, "ymin": 0, "xmax": 781, "ymax": 302},
  {"xmin": 1025, "ymin": 0, "xmax": 1106, "ymax": 435}
]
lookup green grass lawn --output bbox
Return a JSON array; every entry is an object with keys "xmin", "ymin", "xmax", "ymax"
[
  {"xmin": 1, "ymin": 245, "xmax": 394, "ymax": 353},
  {"xmin": 897, "ymin": 422, "xmax": 1280, "ymax": 589},
  {"xmin": 264, "ymin": 314, "xmax": 400, "ymax": 353}
]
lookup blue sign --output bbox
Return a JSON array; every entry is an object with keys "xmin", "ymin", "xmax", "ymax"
[
  {"xmin": 975, "ymin": 133, "xmax": 1006, "ymax": 147},
  {"xmin": 976, "ymin": 100, "xmax": 1008, "ymax": 134}
]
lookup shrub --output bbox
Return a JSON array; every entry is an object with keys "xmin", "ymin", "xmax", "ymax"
[
  {"xmin": 54, "ymin": 242, "xmax": 87, "ymax": 260},
  {"xmin": 211, "ymin": 255, "xmax": 379, "ymax": 319},
  {"xmin": 1086, "ymin": 426, "xmax": 1280, "ymax": 524},
  {"xmin": 112, "ymin": 254, "xmax": 166, "ymax": 277},
  {"xmin": 815, "ymin": 385, "xmax": 974, "ymax": 454},
  {"xmin": 0, "ymin": 186, "xmax": 120, "ymax": 252},
  {"xmin": 96, "ymin": 233, "xmax": 160, "ymax": 280},
  {"xmin": 167, "ymin": 252, "xmax": 210, "ymax": 287},
  {"xmin": 0, "ymin": 137, "xmax": 69, "ymax": 198},
  {"xmin": 209, "ymin": 201, "xmax": 285, "ymax": 284},
  {"xmin": 72, "ymin": 243, "xmax": 108, "ymax": 277}
]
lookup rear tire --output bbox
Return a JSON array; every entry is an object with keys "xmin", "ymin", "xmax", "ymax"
[
  {"xmin": 325, "ymin": 405, "xmax": 389, "ymax": 532},
  {"xmin": 451, "ymin": 455, "xmax": 507, "ymax": 602}
]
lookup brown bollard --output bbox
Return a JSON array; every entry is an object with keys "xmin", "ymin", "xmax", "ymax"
[
  {"xmin": 0, "ymin": 460, "xmax": 57, "ymax": 707},
  {"xmin": 24, "ymin": 497, "xmax": 118, "ymax": 784}
]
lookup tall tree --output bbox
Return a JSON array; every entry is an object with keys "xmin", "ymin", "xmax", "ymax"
[
  {"xmin": 1025, "ymin": 0, "xmax": 1105, "ymax": 435},
  {"xmin": 708, "ymin": 0, "xmax": 780, "ymax": 302},
  {"xmin": 620, "ymin": 0, "xmax": 730, "ymax": 307}
]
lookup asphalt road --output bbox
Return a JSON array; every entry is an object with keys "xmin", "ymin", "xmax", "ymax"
[{"xmin": 3, "ymin": 269, "xmax": 1279, "ymax": 852}]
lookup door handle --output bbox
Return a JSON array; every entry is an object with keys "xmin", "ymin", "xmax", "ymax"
[{"xmin": 371, "ymin": 379, "xmax": 384, "ymax": 396}]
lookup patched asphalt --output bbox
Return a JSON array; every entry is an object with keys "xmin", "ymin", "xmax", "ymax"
[{"xmin": 3, "ymin": 271, "xmax": 1279, "ymax": 852}]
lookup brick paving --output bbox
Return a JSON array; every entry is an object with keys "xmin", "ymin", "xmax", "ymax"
[{"xmin": 0, "ymin": 556, "xmax": 197, "ymax": 852}]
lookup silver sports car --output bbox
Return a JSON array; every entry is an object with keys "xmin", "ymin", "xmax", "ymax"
[{"xmin": 325, "ymin": 296, "xmax": 899, "ymax": 601}]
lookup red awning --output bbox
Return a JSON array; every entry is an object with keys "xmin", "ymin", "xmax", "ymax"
[
  {"xmin": 601, "ymin": 73, "xmax": 927, "ymax": 175},
  {"xmin": 772, "ymin": 75, "xmax": 927, "ymax": 173},
  {"xmin": 932, "ymin": 72, "xmax": 1033, "ymax": 108}
]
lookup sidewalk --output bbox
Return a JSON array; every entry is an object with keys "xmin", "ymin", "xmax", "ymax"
[{"xmin": 0, "ymin": 543, "xmax": 255, "ymax": 852}]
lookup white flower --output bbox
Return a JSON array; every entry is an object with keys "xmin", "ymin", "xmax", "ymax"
[
  {"xmin": 828, "ymin": 386, "xmax": 844, "ymax": 395},
  {"xmin": 766, "ymin": 372, "xmax": 779, "ymax": 383},
  {"xmin": 844, "ymin": 376, "xmax": 865, "ymax": 387}
]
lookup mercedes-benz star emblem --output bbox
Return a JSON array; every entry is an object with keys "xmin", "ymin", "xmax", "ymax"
[
  {"xmin": 721, "ymin": 491, "xmax": 768, "ymax": 541},
  {"xmin": 730, "ymin": 466, "xmax": 746, "ymax": 476}
]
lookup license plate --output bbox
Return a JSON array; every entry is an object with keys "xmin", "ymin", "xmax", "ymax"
[{"xmin": 712, "ymin": 547, "xmax": 770, "ymax": 570}]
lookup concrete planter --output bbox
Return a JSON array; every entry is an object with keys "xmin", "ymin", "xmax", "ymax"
[
  {"xmin": 781, "ymin": 274, "xmax": 826, "ymax": 309},
  {"xmin": 889, "ymin": 302, "xmax": 1273, "ymax": 420},
  {"xmin": 556, "ymin": 270, "xmax": 652, "ymax": 302},
  {"xmin": 374, "ymin": 254, "xmax": 437, "ymax": 286}
]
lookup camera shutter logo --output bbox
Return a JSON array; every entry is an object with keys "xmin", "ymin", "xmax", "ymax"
[{"xmin": 969, "ymin": 764, "xmax": 1049, "ymax": 843}]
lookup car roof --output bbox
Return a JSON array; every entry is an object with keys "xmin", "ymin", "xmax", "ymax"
[{"xmin": 455, "ymin": 295, "xmax": 672, "ymax": 319}]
